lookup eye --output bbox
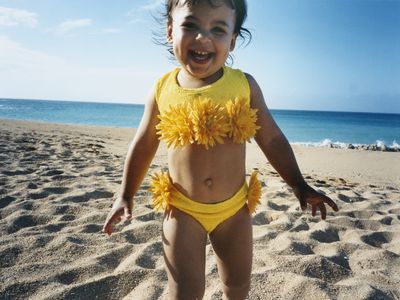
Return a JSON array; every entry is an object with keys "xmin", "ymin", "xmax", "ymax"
[
  {"xmin": 181, "ymin": 22, "xmax": 197, "ymax": 30},
  {"xmin": 212, "ymin": 27, "xmax": 226, "ymax": 35}
]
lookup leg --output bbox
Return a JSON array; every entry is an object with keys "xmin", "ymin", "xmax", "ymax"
[
  {"xmin": 209, "ymin": 205, "xmax": 253, "ymax": 300},
  {"xmin": 162, "ymin": 206, "xmax": 208, "ymax": 300}
]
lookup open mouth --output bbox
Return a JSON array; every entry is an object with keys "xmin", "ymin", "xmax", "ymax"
[{"xmin": 189, "ymin": 50, "xmax": 213, "ymax": 64}]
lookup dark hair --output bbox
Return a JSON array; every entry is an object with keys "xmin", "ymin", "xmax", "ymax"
[{"xmin": 153, "ymin": 0, "xmax": 251, "ymax": 64}]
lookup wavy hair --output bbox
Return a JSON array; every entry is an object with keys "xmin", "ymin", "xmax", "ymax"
[{"xmin": 153, "ymin": 0, "xmax": 252, "ymax": 64}]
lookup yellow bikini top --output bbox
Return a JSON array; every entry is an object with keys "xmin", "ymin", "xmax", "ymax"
[{"xmin": 155, "ymin": 66, "xmax": 260, "ymax": 149}]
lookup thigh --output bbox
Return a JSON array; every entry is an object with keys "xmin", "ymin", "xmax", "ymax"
[
  {"xmin": 162, "ymin": 206, "xmax": 208, "ymax": 299},
  {"xmin": 209, "ymin": 205, "xmax": 253, "ymax": 294}
]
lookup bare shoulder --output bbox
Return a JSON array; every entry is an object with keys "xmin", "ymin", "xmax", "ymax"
[
  {"xmin": 243, "ymin": 72, "xmax": 282, "ymax": 142},
  {"xmin": 244, "ymin": 72, "xmax": 258, "ymax": 92},
  {"xmin": 244, "ymin": 72, "xmax": 267, "ymax": 110}
]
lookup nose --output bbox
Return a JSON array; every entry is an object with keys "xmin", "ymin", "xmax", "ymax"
[{"xmin": 195, "ymin": 30, "xmax": 210, "ymax": 43}]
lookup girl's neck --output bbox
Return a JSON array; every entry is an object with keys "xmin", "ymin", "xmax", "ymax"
[{"xmin": 177, "ymin": 68, "xmax": 224, "ymax": 89}]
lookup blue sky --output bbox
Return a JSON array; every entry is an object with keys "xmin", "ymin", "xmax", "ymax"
[{"xmin": 0, "ymin": 0, "xmax": 399, "ymax": 113}]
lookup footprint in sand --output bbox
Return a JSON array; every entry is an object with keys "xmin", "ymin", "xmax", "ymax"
[
  {"xmin": 309, "ymin": 225, "xmax": 340, "ymax": 243},
  {"xmin": 95, "ymin": 245, "xmax": 134, "ymax": 270},
  {"xmin": 252, "ymin": 212, "xmax": 271, "ymax": 225},
  {"xmin": 0, "ymin": 245, "xmax": 22, "ymax": 267},
  {"xmin": 0, "ymin": 195, "xmax": 15, "ymax": 209},
  {"xmin": 79, "ymin": 223, "xmax": 103, "ymax": 233},
  {"xmin": 2, "ymin": 168, "xmax": 36, "ymax": 176},
  {"xmin": 118, "ymin": 223, "xmax": 161, "ymax": 244},
  {"xmin": 27, "ymin": 191, "xmax": 49, "ymax": 200},
  {"xmin": 43, "ymin": 187, "xmax": 71, "ymax": 194},
  {"xmin": 53, "ymin": 205, "xmax": 80, "ymax": 215},
  {"xmin": 51, "ymin": 174, "xmax": 78, "ymax": 181},
  {"xmin": 267, "ymin": 201, "xmax": 290, "ymax": 211},
  {"xmin": 299, "ymin": 256, "xmax": 352, "ymax": 283},
  {"xmin": 7, "ymin": 214, "xmax": 51, "ymax": 233},
  {"xmin": 135, "ymin": 241, "xmax": 163, "ymax": 269},
  {"xmin": 42, "ymin": 169, "xmax": 64, "ymax": 177},
  {"xmin": 360, "ymin": 231, "xmax": 394, "ymax": 248},
  {"xmin": 50, "ymin": 269, "xmax": 149, "ymax": 300},
  {"xmin": 379, "ymin": 216, "xmax": 393, "ymax": 225},
  {"xmin": 43, "ymin": 223, "xmax": 68, "ymax": 233},
  {"xmin": 58, "ymin": 214, "xmax": 76, "ymax": 222},
  {"xmin": 135, "ymin": 211, "xmax": 156, "ymax": 222},
  {"xmin": 60, "ymin": 190, "xmax": 114, "ymax": 203},
  {"xmin": 289, "ymin": 219, "xmax": 310, "ymax": 232},
  {"xmin": 54, "ymin": 269, "xmax": 82, "ymax": 285}
]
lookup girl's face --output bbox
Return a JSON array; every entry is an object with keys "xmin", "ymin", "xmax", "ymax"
[{"xmin": 167, "ymin": 0, "xmax": 237, "ymax": 82}]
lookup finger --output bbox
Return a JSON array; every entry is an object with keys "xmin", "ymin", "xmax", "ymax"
[
  {"xmin": 311, "ymin": 205, "xmax": 317, "ymax": 217},
  {"xmin": 124, "ymin": 207, "xmax": 133, "ymax": 220},
  {"xmin": 324, "ymin": 196, "xmax": 339, "ymax": 212},
  {"xmin": 104, "ymin": 209, "xmax": 116, "ymax": 226},
  {"xmin": 299, "ymin": 198, "xmax": 307, "ymax": 211},
  {"xmin": 102, "ymin": 209, "xmax": 122, "ymax": 234},
  {"xmin": 102, "ymin": 217, "xmax": 111, "ymax": 234},
  {"xmin": 102, "ymin": 222, "xmax": 112, "ymax": 235},
  {"xmin": 106, "ymin": 226, "xmax": 112, "ymax": 236},
  {"xmin": 102, "ymin": 216, "xmax": 114, "ymax": 235},
  {"xmin": 320, "ymin": 203, "xmax": 327, "ymax": 220}
]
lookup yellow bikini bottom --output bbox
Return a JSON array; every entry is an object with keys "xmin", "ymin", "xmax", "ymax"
[{"xmin": 149, "ymin": 171, "xmax": 262, "ymax": 233}]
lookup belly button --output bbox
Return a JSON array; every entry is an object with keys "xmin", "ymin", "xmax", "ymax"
[{"xmin": 204, "ymin": 178, "xmax": 213, "ymax": 187}]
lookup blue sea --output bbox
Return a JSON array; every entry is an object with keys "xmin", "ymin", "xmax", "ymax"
[{"xmin": 1, "ymin": 98, "xmax": 399, "ymax": 148}]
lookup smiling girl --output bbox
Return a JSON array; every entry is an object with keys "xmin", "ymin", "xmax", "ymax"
[{"xmin": 103, "ymin": 1, "xmax": 338, "ymax": 299}]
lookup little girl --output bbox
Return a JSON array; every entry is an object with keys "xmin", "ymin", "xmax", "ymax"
[{"xmin": 103, "ymin": 0, "xmax": 339, "ymax": 299}]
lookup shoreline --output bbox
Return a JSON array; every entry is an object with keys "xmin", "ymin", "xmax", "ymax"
[
  {"xmin": 2, "ymin": 118, "xmax": 399, "ymax": 188},
  {"xmin": 1, "ymin": 117, "xmax": 399, "ymax": 152},
  {"xmin": 293, "ymin": 140, "xmax": 400, "ymax": 152},
  {"xmin": 1, "ymin": 118, "xmax": 399, "ymax": 299}
]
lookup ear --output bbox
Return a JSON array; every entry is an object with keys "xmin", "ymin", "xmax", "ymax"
[
  {"xmin": 166, "ymin": 23, "xmax": 173, "ymax": 43},
  {"xmin": 230, "ymin": 33, "xmax": 238, "ymax": 51}
]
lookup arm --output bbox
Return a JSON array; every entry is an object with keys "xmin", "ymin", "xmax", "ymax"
[
  {"xmin": 246, "ymin": 73, "xmax": 338, "ymax": 219},
  {"xmin": 103, "ymin": 87, "xmax": 160, "ymax": 235}
]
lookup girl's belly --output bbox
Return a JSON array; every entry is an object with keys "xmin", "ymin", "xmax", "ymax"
[{"xmin": 167, "ymin": 141, "xmax": 246, "ymax": 204}]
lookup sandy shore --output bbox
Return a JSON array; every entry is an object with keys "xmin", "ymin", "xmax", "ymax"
[{"xmin": 0, "ymin": 119, "xmax": 399, "ymax": 299}]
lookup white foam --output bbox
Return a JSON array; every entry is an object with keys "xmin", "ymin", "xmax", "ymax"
[
  {"xmin": 292, "ymin": 139, "xmax": 399, "ymax": 151},
  {"xmin": 376, "ymin": 140, "xmax": 385, "ymax": 148}
]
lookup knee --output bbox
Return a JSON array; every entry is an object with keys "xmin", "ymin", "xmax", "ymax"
[
  {"xmin": 221, "ymin": 280, "xmax": 250, "ymax": 300},
  {"xmin": 168, "ymin": 280, "xmax": 205, "ymax": 300}
]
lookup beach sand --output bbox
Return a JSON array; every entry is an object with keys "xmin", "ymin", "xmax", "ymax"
[{"xmin": 1, "ymin": 119, "xmax": 399, "ymax": 299}]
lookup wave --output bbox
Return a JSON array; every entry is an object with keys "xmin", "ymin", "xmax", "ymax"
[{"xmin": 292, "ymin": 139, "xmax": 399, "ymax": 152}]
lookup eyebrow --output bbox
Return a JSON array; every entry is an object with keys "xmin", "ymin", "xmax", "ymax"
[{"xmin": 183, "ymin": 15, "xmax": 230, "ymax": 28}]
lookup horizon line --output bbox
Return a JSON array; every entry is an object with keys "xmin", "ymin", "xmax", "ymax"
[{"xmin": 1, "ymin": 97, "xmax": 399, "ymax": 115}]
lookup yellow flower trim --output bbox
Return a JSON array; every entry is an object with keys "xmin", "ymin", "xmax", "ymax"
[
  {"xmin": 156, "ymin": 102, "xmax": 194, "ymax": 148},
  {"xmin": 226, "ymin": 98, "xmax": 260, "ymax": 143},
  {"xmin": 191, "ymin": 98, "xmax": 231, "ymax": 150},
  {"xmin": 247, "ymin": 171, "xmax": 262, "ymax": 214},
  {"xmin": 148, "ymin": 171, "xmax": 172, "ymax": 212},
  {"xmin": 156, "ymin": 97, "xmax": 260, "ymax": 148}
]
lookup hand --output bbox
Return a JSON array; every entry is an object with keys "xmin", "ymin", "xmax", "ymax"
[
  {"xmin": 102, "ymin": 196, "xmax": 133, "ymax": 236},
  {"xmin": 293, "ymin": 182, "xmax": 339, "ymax": 220}
]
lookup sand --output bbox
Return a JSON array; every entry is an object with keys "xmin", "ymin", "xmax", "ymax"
[{"xmin": 0, "ymin": 118, "xmax": 399, "ymax": 300}]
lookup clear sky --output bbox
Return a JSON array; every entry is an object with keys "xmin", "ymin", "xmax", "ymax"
[{"xmin": 0, "ymin": 0, "xmax": 399, "ymax": 113}]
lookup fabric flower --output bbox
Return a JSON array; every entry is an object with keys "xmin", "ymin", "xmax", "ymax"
[
  {"xmin": 247, "ymin": 171, "xmax": 262, "ymax": 214},
  {"xmin": 225, "ymin": 98, "xmax": 260, "ymax": 143},
  {"xmin": 148, "ymin": 171, "xmax": 172, "ymax": 212},
  {"xmin": 156, "ymin": 102, "xmax": 194, "ymax": 148},
  {"xmin": 190, "ymin": 98, "xmax": 231, "ymax": 149}
]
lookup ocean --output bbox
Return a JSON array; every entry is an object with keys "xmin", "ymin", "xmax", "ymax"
[{"xmin": 1, "ymin": 98, "xmax": 399, "ymax": 148}]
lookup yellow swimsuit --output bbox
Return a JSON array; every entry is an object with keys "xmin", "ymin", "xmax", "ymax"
[{"xmin": 149, "ymin": 66, "xmax": 262, "ymax": 233}]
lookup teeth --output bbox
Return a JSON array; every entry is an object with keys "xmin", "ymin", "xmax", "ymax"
[{"xmin": 194, "ymin": 51, "xmax": 209, "ymax": 55}]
